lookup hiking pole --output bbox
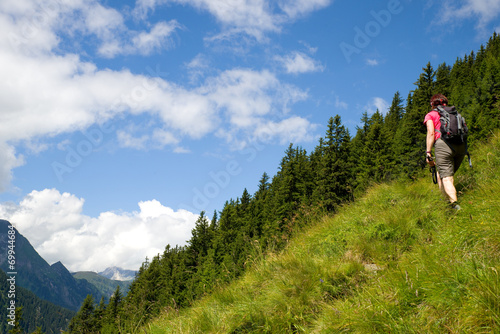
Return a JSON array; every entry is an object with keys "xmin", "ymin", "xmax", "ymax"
[{"xmin": 427, "ymin": 156, "xmax": 438, "ymax": 184}]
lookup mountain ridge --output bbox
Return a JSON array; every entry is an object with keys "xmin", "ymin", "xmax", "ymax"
[
  {"xmin": 98, "ymin": 266, "xmax": 136, "ymax": 281},
  {"xmin": 0, "ymin": 220, "xmax": 103, "ymax": 311},
  {"xmin": 72, "ymin": 270, "xmax": 133, "ymax": 298}
]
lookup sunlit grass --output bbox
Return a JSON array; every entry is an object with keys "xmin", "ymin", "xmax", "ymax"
[{"xmin": 144, "ymin": 132, "xmax": 500, "ymax": 333}]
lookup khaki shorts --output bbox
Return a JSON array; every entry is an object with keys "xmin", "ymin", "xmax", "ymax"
[{"xmin": 435, "ymin": 138, "xmax": 466, "ymax": 178}]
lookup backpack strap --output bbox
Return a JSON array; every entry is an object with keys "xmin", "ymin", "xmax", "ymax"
[
  {"xmin": 432, "ymin": 108, "xmax": 442, "ymax": 135},
  {"xmin": 436, "ymin": 106, "xmax": 450, "ymax": 136}
]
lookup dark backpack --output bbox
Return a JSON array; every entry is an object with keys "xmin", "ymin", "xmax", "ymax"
[{"xmin": 435, "ymin": 105, "xmax": 468, "ymax": 144}]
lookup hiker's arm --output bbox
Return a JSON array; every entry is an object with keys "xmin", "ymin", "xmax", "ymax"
[{"xmin": 425, "ymin": 120, "xmax": 435, "ymax": 164}]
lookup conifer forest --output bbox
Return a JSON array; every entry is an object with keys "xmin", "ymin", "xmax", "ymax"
[{"xmin": 67, "ymin": 33, "xmax": 500, "ymax": 333}]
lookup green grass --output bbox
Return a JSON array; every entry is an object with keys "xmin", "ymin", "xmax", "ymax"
[{"xmin": 143, "ymin": 132, "xmax": 500, "ymax": 333}]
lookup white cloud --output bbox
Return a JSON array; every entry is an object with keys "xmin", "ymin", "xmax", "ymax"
[
  {"xmin": 254, "ymin": 117, "xmax": 318, "ymax": 145},
  {"xmin": 203, "ymin": 69, "xmax": 311, "ymax": 148},
  {"xmin": 0, "ymin": 0, "xmax": 316, "ymax": 192},
  {"xmin": 207, "ymin": 69, "xmax": 278, "ymax": 128},
  {"xmin": 0, "ymin": 143, "xmax": 25, "ymax": 192},
  {"xmin": 117, "ymin": 130, "xmax": 149, "ymax": 150},
  {"xmin": 131, "ymin": 20, "xmax": 180, "ymax": 55},
  {"xmin": 185, "ymin": 54, "xmax": 211, "ymax": 84},
  {"xmin": 365, "ymin": 97, "xmax": 389, "ymax": 115},
  {"xmin": 366, "ymin": 58, "xmax": 379, "ymax": 66},
  {"xmin": 186, "ymin": 54, "xmax": 210, "ymax": 70},
  {"xmin": 1, "ymin": 0, "xmax": 179, "ymax": 58},
  {"xmin": 441, "ymin": 0, "xmax": 500, "ymax": 31},
  {"xmin": 0, "ymin": 44, "xmax": 311, "ymax": 187},
  {"xmin": 276, "ymin": 51, "xmax": 324, "ymax": 74},
  {"xmin": 96, "ymin": 19, "xmax": 180, "ymax": 58},
  {"xmin": 133, "ymin": 0, "xmax": 331, "ymax": 40},
  {"xmin": 116, "ymin": 127, "xmax": 181, "ymax": 150},
  {"xmin": 334, "ymin": 95, "xmax": 348, "ymax": 110},
  {"xmin": 278, "ymin": 0, "xmax": 331, "ymax": 19},
  {"xmin": 134, "ymin": 0, "xmax": 279, "ymax": 40},
  {"xmin": 152, "ymin": 128, "xmax": 180, "ymax": 147},
  {"xmin": 84, "ymin": 3, "xmax": 125, "ymax": 40},
  {"xmin": 0, "ymin": 189, "xmax": 198, "ymax": 271}
]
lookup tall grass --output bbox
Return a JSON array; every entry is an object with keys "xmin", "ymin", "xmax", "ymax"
[{"xmin": 144, "ymin": 132, "xmax": 500, "ymax": 333}]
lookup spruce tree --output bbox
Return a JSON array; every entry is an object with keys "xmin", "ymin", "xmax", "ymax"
[
  {"xmin": 314, "ymin": 115, "xmax": 351, "ymax": 210},
  {"xmin": 385, "ymin": 91, "xmax": 404, "ymax": 130},
  {"xmin": 68, "ymin": 295, "xmax": 97, "ymax": 334}
]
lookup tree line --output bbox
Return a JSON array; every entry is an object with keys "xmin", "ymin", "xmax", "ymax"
[{"xmin": 66, "ymin": 32, "xmax": 500, "ymax": 333}]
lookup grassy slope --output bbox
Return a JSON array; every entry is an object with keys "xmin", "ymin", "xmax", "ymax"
[
  {"xmin": 72, "ymin": 271, "xmax": 132, "ymax": 298},
  {"xmin": 144, "ymin": 132, "xmax": 500, "ymax": 333}
]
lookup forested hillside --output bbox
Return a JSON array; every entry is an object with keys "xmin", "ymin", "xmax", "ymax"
[
  {"xmin": 0, "ymin": 270, "xmax": 75, "ymax": 334},
  {"xmin": 146, "ymin": 130, "xmax": 500, "ymax": 333},
  {"xmin": 67, "ymin": 32, "xmax": 500, "ymax": 333}
]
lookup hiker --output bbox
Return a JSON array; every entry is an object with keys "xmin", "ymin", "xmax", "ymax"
[{"xmin": 424, "ymin": 94, "xmax": 467, "ymax": 210}]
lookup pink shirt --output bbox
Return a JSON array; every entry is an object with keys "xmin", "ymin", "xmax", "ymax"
[{"xmin": 423, "ymin": 110, "xmax": 441, "ymax": 141}]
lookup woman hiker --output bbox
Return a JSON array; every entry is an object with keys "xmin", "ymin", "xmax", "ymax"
[{"xmin": 424, "ymin": 94, "xmax": 467, "ymax": 210}]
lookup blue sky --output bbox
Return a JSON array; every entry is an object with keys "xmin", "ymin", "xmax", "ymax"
[{"xmin": 1, "ymin": 0, "xmax": 499, "ymax": 272}]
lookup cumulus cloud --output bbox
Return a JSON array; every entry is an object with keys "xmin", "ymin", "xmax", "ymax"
[
  {"xmin": 254, "ymin": 116, "xmax": 318, "ymax": 145},
  {"xmin": 440, "ymin": 0, "xmax": 500, "ymax": 31},
  {"xmin": 117, "ymin": 130, "xmax": 150, "ymax": 150},
  {"xmin": 0, "ymin": 189, "xmax": 198, "ymax": 271},
  {"xmin": 0, "ymin": 0, "xmax": 324, "ymax": 273},
  {"xmin": 131, "ymin": 20, "xmax": 180, "ymax": 55},
  {"xmin": 134, "ymin": 0, "xmax": 278, "ymax": 40},
  {"xmin": 1, "ymin": 0, "xmax": 179, "ymax": 58},
  {"xmin": 133, "ymin": 0, "xmax": 331, "ymax": 40},
  {"xmin": 276, "ymin": 51, "xmax": 324, "ymax": 74},
  {"xmin": 0, "ymin": 143, "xmax": 25, "ymax": 192},
  {"xmin": 96, "ymin": 19, "xmax": 180, "ymax": 58},
  {"xmin": 0, "ymin": 1, "xmax": 314, "ymax": 189}
]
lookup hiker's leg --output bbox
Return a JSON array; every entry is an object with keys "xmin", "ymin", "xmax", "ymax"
[
  {"xmin": 436, "ymin": 170, "xmax": 446, "ymax": 197},
  {"xmin": 441, "ymin": 176, "xmax": 457, "ymax": 203}
]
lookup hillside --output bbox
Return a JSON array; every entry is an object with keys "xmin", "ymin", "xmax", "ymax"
[
  {"xmin": 66, "ymin": 32, "xmax": 500, "ymax": 333},
  {"xmin": 72, "ymin": 271, "xmax": 133, "ymax": 298},
  {"xmin": 145, "ymin": 132, "xmax": 500, "ymax": 333},
  {"xmin": 0, "ymin": 220, "xmax": 103, "ymax": 312},
  {"xmin": 0, "ymin": 270, "xmax": 75, "ymax": 334}
]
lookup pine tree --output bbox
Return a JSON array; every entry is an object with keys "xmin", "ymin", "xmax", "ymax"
[
  {"xmin": 350, "ymin": 111, "xmax": 372, "ymax": 193},
  {"xmin": 103, "ymin": 286, "xmax": 122, "ymax": 325},
  {"xmin": 434, "ymin": 63, "xmax": 452, "ymax": 97},
  {"xmin": 68, "ymin": 295, "xmax": 97, "ymax": 334},
  {"xmin": 189, "ymin": 212, "xmax": 212, "ymax": 263},
  {"xmin": 314, "ymin": 115, "xmax": 351, "ymax": 210},
  {"xmin": 357, "ymin": 111, "xmax": 392, "ymax": 188},
  {"xmin": 385, "ymin": 91, "xmax": 404, "ymax": 130}
]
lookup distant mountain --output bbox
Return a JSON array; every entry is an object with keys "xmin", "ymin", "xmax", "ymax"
[
  {"xmin": 0, "ymin": 269, "xmax": 75, "ymax": 334},
  {"xmin": 0, "ymin": 219, "xmax": 103, "ymax": 311},
  {"xmin": 72, "ymin": 271, "xmax": 133, "ymax": 298},
  {"xmin": 98, "ymin": 266, "xmax": 137, "ymax": 281}
]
